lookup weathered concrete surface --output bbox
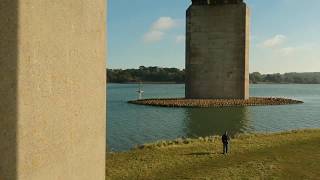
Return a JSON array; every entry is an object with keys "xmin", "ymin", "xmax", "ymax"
[
  {"xmin": 186, "ymin": 3, "xmax": 250, "ymax": 99},
  {"xmin": 0, "ymin": 0, "xmax": 106, "ymax": 179},
  {"xmin": 0, "ymin": 0, "xmax": 18, "ymax": 179}
]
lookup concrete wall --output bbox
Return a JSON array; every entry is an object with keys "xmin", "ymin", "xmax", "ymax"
[
  {"xmin": 186, "ymin": 3, "xmax": 250, "ymax": 99},
  {"xmin": 0, "ymin": 0, "xmax": 19, "ymax": 179},
  {"xmin": 0, "ymin": 0, "xmax": 106, "ymax": 179}
]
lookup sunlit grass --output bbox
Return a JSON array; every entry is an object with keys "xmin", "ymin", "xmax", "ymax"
[{"xmin": 107, "ymin": 129, "xmax": 320, "ymax": 179}]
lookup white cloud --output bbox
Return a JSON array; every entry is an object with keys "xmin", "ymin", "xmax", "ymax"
[
  {"xmin": 143, "ymin": 30, "xmax": 165, "ymax": 43},
  {"xmin": 279, "ymin": 47, "xmax": 295, "ymax": 56},
  {"xmin": 143, "ymin": 17, "xmax": 182, "ymax": 44},
  {"xmin": 252, "ymin": 42, "xmax": 320, "ymax": 73},
  {"xmin": 175, "ymin": 35, "xmax": 185, "ymax": 44},
  {"xmin": 261, "ymin": 34, "xmax": 287, "ymax": 48},
  {"xmin": 151, "ymin": 17, "xmax": 179, "ymax": 31},
  {"xmin": 256, "ymin": 34, "xmax": 299, "ymax": 57}
]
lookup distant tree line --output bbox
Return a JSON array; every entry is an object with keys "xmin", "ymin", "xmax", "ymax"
[
  {"xmin": 107, "ymin": 66, "xmax": 320, "ymax": 84},
  {"xmin": 250, "ymin": 72, "xmax": 320, "ymax": 84},
  {"xmin": 107, "ymin": 66, "xmax": 185, "ymax": 83}
]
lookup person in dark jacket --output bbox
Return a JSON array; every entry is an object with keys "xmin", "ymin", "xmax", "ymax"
[{"xmin": 221, "ymin": 131, "xmax": 230, "ymax": 154}]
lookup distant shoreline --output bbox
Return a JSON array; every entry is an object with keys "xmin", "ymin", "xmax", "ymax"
[
  {"xmin": 109, "ymin": 82, "xmax": 184, "ymax": 84},
  {"xmin": 108, "ymin": 82, "xmax": 320, "ymax": 85},
  {"xmin": 108, "ymin": 67, "xmax": 320, "ymax": 84}
]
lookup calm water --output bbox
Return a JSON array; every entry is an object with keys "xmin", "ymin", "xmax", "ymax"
[{"xmin": 107, "ymin": 84, "xmax": 320, "ymax": 152}]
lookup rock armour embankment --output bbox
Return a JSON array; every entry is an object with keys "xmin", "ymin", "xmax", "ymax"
[{"xmin": 128, "ymin": 97, "xmax": 303, "ymax": 108}]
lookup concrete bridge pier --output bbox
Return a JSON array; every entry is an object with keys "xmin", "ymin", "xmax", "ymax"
[
  {"xmin": 186, "ymin": 0, "xmax": 250, "ymax": 99},
  {"xmin": 0, "ymin": 0, "xmax": 107, "ymax": 179}
]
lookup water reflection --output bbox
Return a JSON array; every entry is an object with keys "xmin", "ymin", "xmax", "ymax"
[
  {"xmin": 183, "ymin": 107, "xmax": 252, "ymax": 137},
  {"xmin": 108, "ymin": 84, "xmax": 320, "ymax": 151}
]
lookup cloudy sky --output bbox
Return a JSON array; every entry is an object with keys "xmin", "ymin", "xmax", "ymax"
[{"xmin": 108, "ymin": 0, "xmax": 320, "ymax": 73}]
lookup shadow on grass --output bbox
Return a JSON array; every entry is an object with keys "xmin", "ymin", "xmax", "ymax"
[
  {"xmin": 183, "ymin": 152, "xmax": 219, "ymax": 156},
  {"xmin": 155, "ymin": 137, "xmax": 320, "ymax": 179}
]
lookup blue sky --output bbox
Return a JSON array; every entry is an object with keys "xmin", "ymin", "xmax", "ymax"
[{"xmin": 108, "ymin": 0, "xmax": 320, "ymax": 73}]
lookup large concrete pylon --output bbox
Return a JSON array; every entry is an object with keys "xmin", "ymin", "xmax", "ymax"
[
  {"xmin": 0, "ymin": 0, "xmax": 107, "ymax": 179},
  {"xmin": 186, "ymin": 0, "xmax": 250, "ymax": 99}
]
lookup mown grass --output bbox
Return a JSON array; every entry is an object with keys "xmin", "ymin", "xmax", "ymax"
[{"xmin": 106, "ymin": 129, "xmax": 320, "ymax": 179}]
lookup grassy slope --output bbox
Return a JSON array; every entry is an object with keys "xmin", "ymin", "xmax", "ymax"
[{"xmin": 107, "ymin": 130, "xmax": 320, "ymax": 179}]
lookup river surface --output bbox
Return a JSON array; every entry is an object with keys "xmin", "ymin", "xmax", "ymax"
[{"xmin": 107, "ymin": 84, "xmax": 320, "ymax": 152}]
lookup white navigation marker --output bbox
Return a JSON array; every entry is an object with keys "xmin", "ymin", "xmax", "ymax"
[{"xmin": 136, "ymin": 82, "xmax": 144, "ymax": 100}]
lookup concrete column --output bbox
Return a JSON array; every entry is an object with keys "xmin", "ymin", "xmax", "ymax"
[
  {"xmin": 186, "ymin": 3, "xmax": 250, "ymax": 99},
  {"xmin": 0, "ymin": 0, "xmax": 107, "ymax": 179}
]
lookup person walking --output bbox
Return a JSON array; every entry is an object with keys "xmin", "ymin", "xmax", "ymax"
[{"xmin": 221, "ymin": 131, "xmax": 230, "ymax": 154}]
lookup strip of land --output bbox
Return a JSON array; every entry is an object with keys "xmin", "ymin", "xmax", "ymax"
[
  {"xmin": 128, "ymin": 97, "xmax": 303, "ymax": 108},
  {"xmin": 107, "ymin": 129, "xmax": 320, "ymax": 179},
  {"xmin": 107, "ymin": 67, "xmax": 320, "ymax": 84}
]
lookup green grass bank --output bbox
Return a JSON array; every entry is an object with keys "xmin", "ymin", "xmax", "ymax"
[{"xmin": 107, "ymin": 129, "xmax": 320, "ymax": 179}]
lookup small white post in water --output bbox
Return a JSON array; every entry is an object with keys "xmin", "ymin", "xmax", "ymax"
[{"xmin": 136, "ymin": 82, "xmax": 144, "ymax": 100}]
